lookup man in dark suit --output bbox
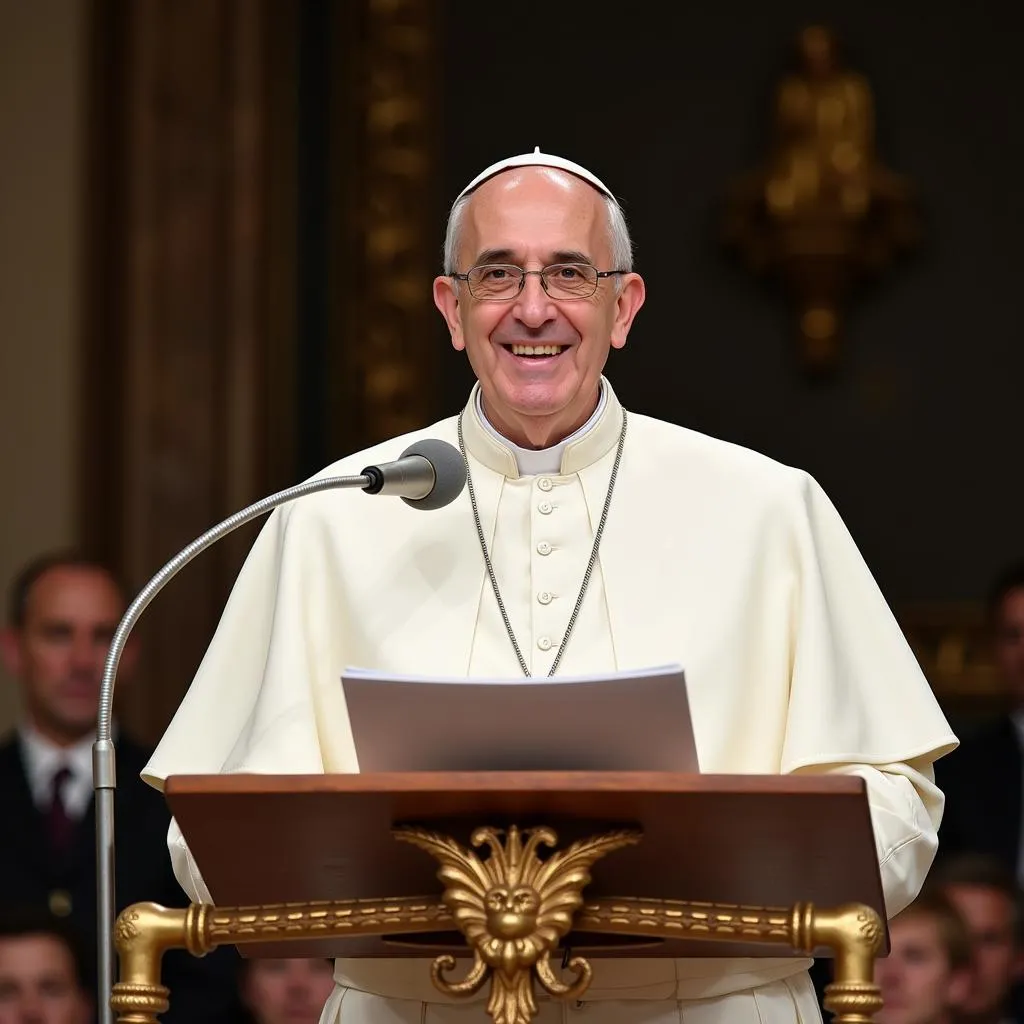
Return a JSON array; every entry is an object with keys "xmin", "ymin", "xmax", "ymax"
[
  {"xmin": 0, "ymin": 552, "xmax": 241, "ymax": 1024},
  {"xmin": 936, "ymin": 561, "xmax": 1024, "ymax": 877}
]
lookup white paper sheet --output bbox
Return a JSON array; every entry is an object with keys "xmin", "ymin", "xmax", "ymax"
[{"xmin": 341, "ymin": 663, "xmax": 699, "ymax": 773}]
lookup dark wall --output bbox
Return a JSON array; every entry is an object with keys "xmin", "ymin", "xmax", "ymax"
[{"xmin": 435, "ymin": 2, "xmax": 1024, "ymax": 605}]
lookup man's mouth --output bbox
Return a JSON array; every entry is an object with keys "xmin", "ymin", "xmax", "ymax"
[{"xmin": 504, "ymin": 344, "xmax": 569, "ymax": 358}]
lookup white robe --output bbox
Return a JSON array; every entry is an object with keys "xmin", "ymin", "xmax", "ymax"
[{"xmin": 143, "ymin": 379, "xmax": 957, "ymax": 1024}]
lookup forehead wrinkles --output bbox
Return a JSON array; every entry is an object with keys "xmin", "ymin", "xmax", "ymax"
[{"xmin": 462, "ymin": 170, "xmax": 610, "ymax": 264}]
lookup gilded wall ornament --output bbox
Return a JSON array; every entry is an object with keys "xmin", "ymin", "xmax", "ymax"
[{"xmin": 724, "ymin": 26, "xmax": 919, "ymax": 372}]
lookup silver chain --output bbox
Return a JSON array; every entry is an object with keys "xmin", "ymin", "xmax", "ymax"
[{"xmin": 456, "ymin": 409, "xmax": 628, "ymax": 677}]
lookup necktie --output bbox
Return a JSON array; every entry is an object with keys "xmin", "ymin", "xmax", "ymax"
[{"xmin": 47, "ymin": 765, "xmax": 74, "ymax": 854}]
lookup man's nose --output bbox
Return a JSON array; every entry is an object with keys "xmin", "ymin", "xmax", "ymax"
[
  {"xmin": 512, "ymin": 273, "xmax": 557, "ymax": 328},
  {"xmin": 17, "ymin": 995, "xmax": 45, "ymax": 1024},
  {"xmin": 71, "ymin": 635, "xmax": 99, "ymax": 673}
]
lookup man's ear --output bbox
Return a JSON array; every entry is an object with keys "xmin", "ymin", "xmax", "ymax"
[
  {"xmin": 433, "ymin": 276, "xmax": 465, "ymax": 352},
  {"xmin": 0, "ymin": 626, "xmax": 24, "ymax": 677},
  {"xmin": 610, "ymin": 273, "xmax": 646, "ymax": 350}
]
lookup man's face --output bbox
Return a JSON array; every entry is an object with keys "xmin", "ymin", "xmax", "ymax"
[
  {"xmin": 1, "ymin": 566, "xmax": 128, "ymax": 746},
  {"xmin": 945, "ymin": 883, "xmax": 1023, "ymax": 1017},
  {"xmin": 993, "ymin": 587, "xmax": 1024, "ymax": 702},
  {"xmin": 0, "ymin": 934, "xmax": 89, "ymax": 1024},
  {"xmin": 433, "ymin": 167, "xmax": 644, "ymax": 449},
  {"xmin": 241, "ymin": 959, "xmax": 336, "ymax": 1024},
  {"xmin": 874, "ymin": 915, "xmax": 967, "ymax": 1024}
]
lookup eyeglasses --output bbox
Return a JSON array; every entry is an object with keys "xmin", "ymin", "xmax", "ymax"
[{"xmin": 450, "ymin": 263, "xmax": 627, "ymax": 301}]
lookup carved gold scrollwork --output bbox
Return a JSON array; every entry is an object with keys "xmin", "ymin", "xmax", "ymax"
[{"xmin": 394, "ymin": 826, "xmax": 641, "ymax": 1024}]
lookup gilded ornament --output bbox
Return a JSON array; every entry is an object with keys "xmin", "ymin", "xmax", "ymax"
[
  {"xmin": 724, "ymin": 26, "xmax": 918, "ymax": 372},
  {"xmin": 394, "ymin": 825, "xmax": 641, "ymax": 1024}
]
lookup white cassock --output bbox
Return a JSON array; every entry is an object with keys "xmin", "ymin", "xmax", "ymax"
[{"xmin": 143, "ymin": 378, "xmax": 957, "ymax": 1024}]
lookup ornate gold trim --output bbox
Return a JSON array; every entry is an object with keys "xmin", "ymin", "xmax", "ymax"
[
  {"xmin": 112, "ymin": 826, "xmax": 884, "ymax": 1024},
  {"xmin": 578, "ymin": 897, "xmax": 883, "ymax": 1022},
  {"xmin": 110, "ymin": 897, "xmax": 452, "ymax": 1022}
]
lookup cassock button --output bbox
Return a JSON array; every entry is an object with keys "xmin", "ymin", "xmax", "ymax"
[
  {"xmin": 49, "ymin": 890, "xmax": 73, "ymax": 917},
  {"xmin": 537, "ymin": 636, "xmax": 553, "ymax": 651},
  {"xmin": 537, "ymin": 477, "xmax": 553, "ymax": 492},
  {"xmin": 538, "ymin": 500, "xmax": 553, "ymax": 514},
  {"xmin": 537, "ymin": 541, "xmax": 552, "ymax": 556},
  {"xmin": 538, "ymin": 591, "xmax": 553, "ymax": 605}
]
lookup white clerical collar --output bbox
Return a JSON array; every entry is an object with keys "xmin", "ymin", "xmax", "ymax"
[
  {"xmin": 462, "ymin": 376, "xmax": 624, "ymax": 478},
  {"xmin": 474, "ymin": 383, "xmax": 608, "ymax": 476}
]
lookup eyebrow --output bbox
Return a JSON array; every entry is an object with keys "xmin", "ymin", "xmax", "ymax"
[{"xmin": 470, "ymin": 248, "xmax": 596, "ymax": 267}]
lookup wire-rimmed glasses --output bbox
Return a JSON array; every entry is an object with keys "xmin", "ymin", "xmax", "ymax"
[{"xmin": 450, "ymin": 263, "xmax": 627, "ymax": 300}]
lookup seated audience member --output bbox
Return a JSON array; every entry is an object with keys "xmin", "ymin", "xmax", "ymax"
[
  {"xmin": 239, "ymin": 959, "xmax": 336, "ymax": 1024},
  {"xmin": 931, "ymin": 855, "xmax": 1024, "ymax": 1024},
  {"xmin": 874, "ymin": 890, "xmax": 972, "ymax": 1024},
  {"xmin": 0, "ymin": 553, "xmax": 240, "ymax": 1024},
  {"xmin": 937, "ymin": 561, "xmax": 1024, "ymax": 879},
  {"xmin": 0, "ymin": 909, "xmax": 91, "ymax": 1024}
]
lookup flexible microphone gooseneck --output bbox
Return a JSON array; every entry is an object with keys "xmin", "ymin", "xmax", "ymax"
[{"xmin": 93, "ymin": 440, "xmax": 465, "ymax": 1024}]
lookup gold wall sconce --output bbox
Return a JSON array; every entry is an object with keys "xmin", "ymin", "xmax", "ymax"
[{"xmin": 723, "ymin": 26, "xmax": 919, "ymax": 373}]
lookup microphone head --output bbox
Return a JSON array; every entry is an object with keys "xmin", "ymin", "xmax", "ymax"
[{"xmin": 399, "ymin": 439, "xmax": 467, "ymax": 510}]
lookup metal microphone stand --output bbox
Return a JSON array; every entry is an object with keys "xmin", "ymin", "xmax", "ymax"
[{"xmin": 92, "ymin": 471, "xmax": 373, "ymax": 1024}]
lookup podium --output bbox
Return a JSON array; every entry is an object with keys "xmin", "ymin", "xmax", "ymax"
[{"xmin": 111, "ymin": 772, "xmax": 888, "ymax": 1023}]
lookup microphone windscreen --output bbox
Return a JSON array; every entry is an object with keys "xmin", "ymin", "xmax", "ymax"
[{"xmin": 399, "ymin": 439, "xmax": 467, "ymax": 510}]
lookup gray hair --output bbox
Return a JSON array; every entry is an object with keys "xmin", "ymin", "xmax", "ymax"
[{"xmin": 442, "ymin": 190, "xmax": 634, "ymax": 276}]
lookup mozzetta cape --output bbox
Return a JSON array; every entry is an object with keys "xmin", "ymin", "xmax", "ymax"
[{"xmin": 143, "ymin": 379, "xmax": 957, "ymax": 1004}]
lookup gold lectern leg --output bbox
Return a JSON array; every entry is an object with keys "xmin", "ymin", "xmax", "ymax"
[
  {"xmin": 110, "ymin": 897, "xmax": 453, "ymax": 1022},
  {"xmin": 578, "ymin": 896, "xmax": 885, "ymax": 1023},
  {"xmin": 110, "ymin": 904, "xmax": 209, "ymax": 1023},
  {"xmin": 796, "ymin": 903, "xmax": 885, "ymax": 1023}
]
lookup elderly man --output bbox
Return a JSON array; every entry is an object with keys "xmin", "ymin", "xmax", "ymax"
[{"xmin": 144, "ymin": 151, "xmax": 957, "ymax": 1023}]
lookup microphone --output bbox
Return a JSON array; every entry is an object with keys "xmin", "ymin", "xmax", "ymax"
[
  {"xmin": 93, "ymin": 439, "xmax": 465, "ymax": 1024},
  {"xmin": 362, "ymin": 438, "xmax": 468, "ymax": 510}
]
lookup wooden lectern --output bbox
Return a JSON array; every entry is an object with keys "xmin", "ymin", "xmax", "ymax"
[{"xmin": 111, "ymin": 772, "xmax": 888, "ymax": 1023}]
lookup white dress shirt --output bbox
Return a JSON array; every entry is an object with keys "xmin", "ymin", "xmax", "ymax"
[{"xmin": 18, "ymin": 723, "xmax": 96, "ymax": 819}]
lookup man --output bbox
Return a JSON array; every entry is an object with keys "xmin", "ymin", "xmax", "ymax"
[
  {"xmin": 937, "ymin": 562, "xmax": 1024, "ymax": 878},
  {"xmin": 143, "ymin": 150, "xmax": 958, "ymax": 1023},
  {"xmin": 0, "ymin": 554, "xmax": 240, "ymax": 1024},
  {"xmin": 239, "ymin": 960, "xmax": 336, "ymax": 1024},
  {"xmin": 874, "ymin": 892, "xmax": 972, "ymax": 1024},
  {"xmin": 931, "ymin": 855, "xmax": 1024, "ymax": 1024},
  {"xmin": 0, "ymin": 910, "xmax": 92, "ymax": 1024}
]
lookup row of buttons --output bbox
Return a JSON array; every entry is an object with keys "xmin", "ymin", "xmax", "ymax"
[{"xmin": 537, "ymin": 477, "xmax": 558, "ymax": 654}]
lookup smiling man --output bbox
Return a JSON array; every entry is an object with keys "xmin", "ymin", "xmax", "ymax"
[{"xmin": 145, "ymin": 151, "xmax": 957, "ymax": 1024}]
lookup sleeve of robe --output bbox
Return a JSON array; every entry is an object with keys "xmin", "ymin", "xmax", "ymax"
[
  {"xmin": 778, "ymin": 473, "xmax": 958, "ymax": 919},
  {"xmin": 142, "ymin": 495, "xmax": 355, "ymax": 903}
]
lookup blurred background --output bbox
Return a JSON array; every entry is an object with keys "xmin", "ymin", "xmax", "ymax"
[{"xmin": 1, "ymin": 0, "xmax": 1021, "ymax": 743}]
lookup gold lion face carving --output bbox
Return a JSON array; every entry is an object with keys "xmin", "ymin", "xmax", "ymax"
[{"xmin": 485, "ymin": 884, "xmax": 541, "ymax": 940}]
